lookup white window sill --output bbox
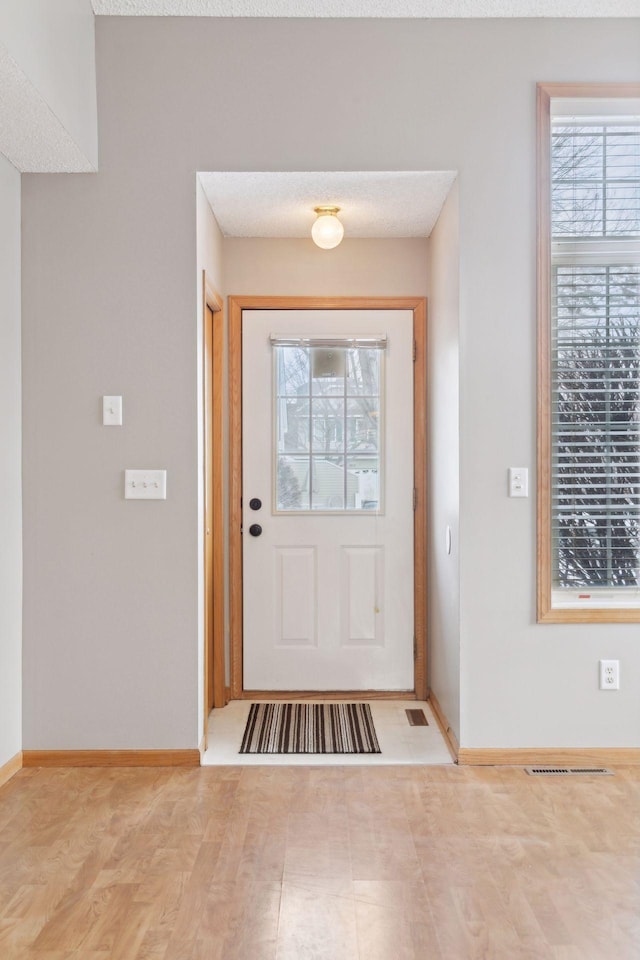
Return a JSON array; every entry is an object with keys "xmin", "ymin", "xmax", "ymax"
[{"xmin": 552, "ymin": 589, "xmax": 640, "ymax": 610}]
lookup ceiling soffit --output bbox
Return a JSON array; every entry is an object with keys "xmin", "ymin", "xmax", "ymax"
[{"xmin": 92, "ymin": 0, "xmax": 640, "ymax": 16}]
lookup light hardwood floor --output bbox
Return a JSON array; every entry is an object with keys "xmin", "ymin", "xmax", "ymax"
[{"xmin": 0, "ymin": 765, "xmax": 638, "ymax": 959}]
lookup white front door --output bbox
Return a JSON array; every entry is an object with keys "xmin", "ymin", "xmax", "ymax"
[{"xmin": 242, "ymin": 309, "xmax": 414, "ymax": 691}]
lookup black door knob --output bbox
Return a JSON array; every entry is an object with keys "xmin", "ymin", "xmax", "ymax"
[
  {"xmin": 249, "ymin": 498, "xmax": 262, "ymax": 511},
  {"xmin": 249, "ymin": 524, "xmax": 262, "ymax": 537}
]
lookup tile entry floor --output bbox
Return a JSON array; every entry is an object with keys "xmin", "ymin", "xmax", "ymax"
[{"xmin": 202, "ymin": 699, "xmax": 453, "ymax": 766}]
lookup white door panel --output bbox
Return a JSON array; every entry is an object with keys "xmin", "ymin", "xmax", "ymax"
[
  {"xmin": 242, "ymin": 310, "xmax": 414, "ymax": 691},
  {"xmin": 275, "ymin": 546, "xmax": 317, "ymax": 646}
]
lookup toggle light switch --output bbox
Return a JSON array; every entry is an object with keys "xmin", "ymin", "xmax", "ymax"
[
  {"xmin": 103, "ymin": 396, "xmax": 123, "ymax": 426},
  {"xmin": 124, "ymin": 469, "xmax": 167, "ymax": 500}
]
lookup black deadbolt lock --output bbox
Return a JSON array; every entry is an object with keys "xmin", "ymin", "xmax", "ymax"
[
  {"xmin": 249, "ymin": 524, "xmax": 262, "ymax": 537},
  {"xmin": 249, "ymin": 498, "xmax": 262, "ymax": 511}
]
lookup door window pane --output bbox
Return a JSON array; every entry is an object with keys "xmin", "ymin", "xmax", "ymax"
[
  {"xmin": 277, "ymin": 347, "xmax": 309, "ymax": 395},
  {"xmin": 347, "ymin": 458, "xmax": 380, "ymax": 510},
  {"xmin": 277, "ymin": 397, "xmax": 310, "ymax": 453},
  {"xmin": 346, "ymin": 398, "xmax": 380, "ymax": 453},
  {"xmin": 347, "ymin": 348, "xmax": 380, "ymax": 396},
  {"xmin": 312, "ymin": 399, "xmax": 344, "ymax": 453},
  {"xmin": 276, "ymin": 456, "xmax": 310, "ymax": 510},
  {"xmin": 311, "ymin": 456, "xmax": 347, "ymax": 510},
  {"xmin": 311, "ymin": 348, "xmax": 346, "ymax": 393},
  {"xmin": 274, "ymin": 344, "xmax": 384, "ymax": 512}
]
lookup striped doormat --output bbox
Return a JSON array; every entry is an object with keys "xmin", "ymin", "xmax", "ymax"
[{"xmin": 239, "ymin": 702, "xmax": 381, "ymax": 754}]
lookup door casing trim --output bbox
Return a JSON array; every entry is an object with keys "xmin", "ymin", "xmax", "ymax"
[
  {"xmin": 228, "ymin": 296, "xmax": 428, "ymax": 700},
  {"xmin": 203, "ymin": 274, "xmax": 225, "ymax": 741}
]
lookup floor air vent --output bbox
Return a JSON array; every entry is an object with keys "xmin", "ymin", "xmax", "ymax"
[
  {"xmin": 525, "ymin": 767, "xmax": 614, "ymax": 777},
  {"xmin": 405, "ymin": 709, "xmax": 428, "ymax": 726}
]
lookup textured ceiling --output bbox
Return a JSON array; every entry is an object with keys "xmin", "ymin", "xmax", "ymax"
[
  {"xmin": 198, "ymin": 171, "xmax": 457, "ymax": 239},
  {"xmin": 92, "ymin": 0, "xmax": 640, "ymax": 15},
  {"xmin": 0, "ymin": 45, "xmax": 96, "ymax": 173}
]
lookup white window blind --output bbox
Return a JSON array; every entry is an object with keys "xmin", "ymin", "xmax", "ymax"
[
  {"xmin": 270, "ymin": 334, "xmax": 387, "ymax": 349},
  {"xmin": 550, "ymin": 103, "xmax": 640, "ymax": 598}
]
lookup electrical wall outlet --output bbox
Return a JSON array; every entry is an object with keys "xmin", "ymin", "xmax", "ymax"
[{"xmin": 599, "ymin": 659, "xmax": 620, "ymax": 690}]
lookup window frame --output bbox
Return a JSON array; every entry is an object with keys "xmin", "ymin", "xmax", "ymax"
[{"xmin": 537, "ymin": 82, "xmax": 640, "ymax": 623}]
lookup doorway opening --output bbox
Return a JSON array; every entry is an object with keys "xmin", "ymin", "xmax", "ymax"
[{"xmin": 197, "ymin": 168, "xmax": 461, "ymax": 758}]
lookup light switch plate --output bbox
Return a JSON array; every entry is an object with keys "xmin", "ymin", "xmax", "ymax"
[
  {"xmin": 103, "ymin": 396, "xmax": 123, "ymax": 426},
  {"xmin": 508, "ymin": 467, "xmax": 529, "ymax": 498},
  {"xmin": 125, "ymin": 469, "xmax": 167, "ymax": 500}
]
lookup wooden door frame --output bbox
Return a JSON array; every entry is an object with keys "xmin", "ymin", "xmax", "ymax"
[
  {"xmin": 203, "ymin": 274, "xmax": 225, "ymax": 747},
  {"xmin": 228, "ymin": 295, "xmax": 428, "ymax": 701}
]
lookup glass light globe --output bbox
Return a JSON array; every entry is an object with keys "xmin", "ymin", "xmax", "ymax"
[{"xmin": 311, "ymin": 209, "xmax": 344, "ymax": 249}]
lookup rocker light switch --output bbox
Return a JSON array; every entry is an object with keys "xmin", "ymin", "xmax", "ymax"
[
  {"xmin": 125, "ymin": 469, "xmax": 167, "ymax": 500},
  {"xmin": 508, "ymin": 467, "xmax": 529, "ymax": 498}
]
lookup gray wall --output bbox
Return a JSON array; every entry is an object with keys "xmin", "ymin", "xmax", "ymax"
[
  {"xmin": 427, "ymin": 181, "xmax": 461, "ymax": 743},
  {"xmin": 0, "ymin": 154, "xmax": 22, "ymax": 767},
  {"xmin": 223, "ymin": 237, "xmax": 430, "ymax": 297},
  {"xmin": 22, "ymin": 16, "xmax": 640, "ymax": 749}
]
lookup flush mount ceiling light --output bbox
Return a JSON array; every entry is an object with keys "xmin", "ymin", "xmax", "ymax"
[{"xmin": 311, "ymin": 206, "xmax": 344, "ymax": 249}]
